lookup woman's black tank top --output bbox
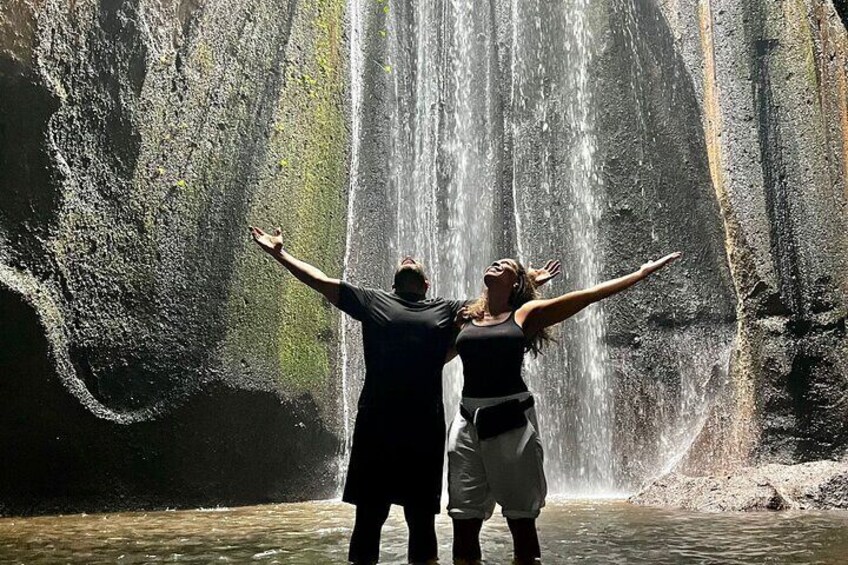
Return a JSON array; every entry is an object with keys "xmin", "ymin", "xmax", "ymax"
[{"xmin": 456, "ymin": 311, "xmax": 528, "ymax": 398}]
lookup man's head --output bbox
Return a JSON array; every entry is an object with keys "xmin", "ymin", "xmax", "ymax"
[{"xmin": 393, "ymin": 256, "xmax": 429, "ymax": 297}]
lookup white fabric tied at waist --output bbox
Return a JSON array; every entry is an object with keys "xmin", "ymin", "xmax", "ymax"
[{"xmin": 459, "ymin": 391, "xmax": 533, "ymax": 413}]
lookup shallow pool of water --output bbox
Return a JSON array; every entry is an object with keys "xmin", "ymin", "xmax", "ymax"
[{"xmin": 1, "ymin": 499, "xmax": 847, "ymax": 563}]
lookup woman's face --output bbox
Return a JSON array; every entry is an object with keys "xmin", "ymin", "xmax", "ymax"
[{"xmin": 483, "ymin": 258, "xmax": 519, "ymax": 290}]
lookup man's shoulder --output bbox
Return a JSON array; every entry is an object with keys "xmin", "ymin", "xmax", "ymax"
[
  {"xmin": 422, "ymin": 296, "xmax": 460, "ymax": 309},
  {"xmin": 434, "ymin": 296, "xmax": 471, "ymax": 308},
  {"xmin": 341, "ymin": 281, "xmax": 391, "ymax": 297}
]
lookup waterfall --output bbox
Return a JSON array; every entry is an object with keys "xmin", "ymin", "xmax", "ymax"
[
  {"xmin": 440, "ymin": 0, "xmax": 500, "ymax": 415},
  {"xmin": 339, "ymin": 0, "xmax": 500, "ymax": 489},
  {"xmin": 341, "ymin": 0, "xmax": 731, "ymax": 498},
  {"xmin": 509, "ymin": 0, "xmax": 616, "ymax": 495},
  {"xmin": 338, "ymin": 0, "xmax": 365, "ymax": 491}
]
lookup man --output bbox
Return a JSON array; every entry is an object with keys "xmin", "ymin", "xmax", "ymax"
[{"xmin": 249, "ymin": 226, "xmax": 559, "ymax": 564}]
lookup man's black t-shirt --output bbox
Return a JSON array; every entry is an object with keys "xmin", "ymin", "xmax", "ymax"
[
  {"xmin": 339, "ymin": 282, "xmax": 465, "ymax": 411},
  {"xmin": 338, "ymin": 282, "xmax": 466, "ymax": 511}
]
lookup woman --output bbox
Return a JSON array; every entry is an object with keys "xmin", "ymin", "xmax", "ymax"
[{"xmin": 448, "ymin": 252, "xmax": 681, "ymax": 564}]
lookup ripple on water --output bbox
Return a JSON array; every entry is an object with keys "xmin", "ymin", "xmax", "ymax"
[{"xmin": 0, "ymin": 500, "xmax": 847, "ymax": 564}]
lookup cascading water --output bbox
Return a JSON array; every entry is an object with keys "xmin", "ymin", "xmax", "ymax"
[
  {"xmin": 440, "ymin": 0, "xmax": 501, "ymax": 414},
  {"xmin": 339, "ymin": 0, "xmax": 500, "ymax": 487},
  {"xmin": 338, "ymin": 0, "xmax": 365, "ymax": 490},
  {"xmin": 341, "ymin": 0, "xmax": 733, "ymax": 498},
  {"xmin": 509, "ymin": 0, "xmax": 615, "ymax": 495}
]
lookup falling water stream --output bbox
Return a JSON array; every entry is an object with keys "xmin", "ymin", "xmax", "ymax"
[
  {"xmin": 340, "ymin": 0, "xmax": 501, "ymax": 484},
  {"xmin": 509, "ymin": 0, "xmax": 613, "ymax": 495},
  {"xmin": 341, "ymin": 0, "xmax": 731, "ymax": 496}
]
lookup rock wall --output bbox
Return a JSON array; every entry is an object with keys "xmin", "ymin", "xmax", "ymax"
[
  {"xmin": 595, "ymin": 0, "xmax": 739, "ymax": 486},
  {"xmin": 540, "ymin": 0, "xmax": 848, "ymax": 483},
  {"xmin": 631, "ymin": 460, "xmax": 848, "ymax": 511},
  {"xmin": 1, "ymin": 0, "xmax": 847, "ymax": 514},
  {"xmin": 0, "ymin": 0, "xmax": 349, "ymax": 515},
  {"xmin": 648, "ymin": 0, "xmax": 848, "ymax": 472}
]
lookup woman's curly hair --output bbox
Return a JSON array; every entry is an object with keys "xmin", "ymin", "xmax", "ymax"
[{"xmin": 463, "ymin": 258, "xmax": 552, "ymax": 355}]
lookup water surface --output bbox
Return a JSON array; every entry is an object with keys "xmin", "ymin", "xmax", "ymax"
[{"xmin": 1, "ymin": 499, "xmax": 847, "ymax": 563}]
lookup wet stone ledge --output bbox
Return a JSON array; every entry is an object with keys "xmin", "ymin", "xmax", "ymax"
[{"xmin": 630, "ymin": 461, "xmax": 848, "ymax": 512}]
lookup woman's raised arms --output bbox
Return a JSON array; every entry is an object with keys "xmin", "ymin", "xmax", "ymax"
[{"xmin": 516, "ymin": 252, "xmax": 681, "ymax": 337}]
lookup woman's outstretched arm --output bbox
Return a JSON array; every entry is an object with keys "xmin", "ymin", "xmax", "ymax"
[
  {"xmin": 516, "ymin": 252, "xmax": 681, "ymax": 336},
  {"xmin": 249, "ymin": 226, "xmax": 341, "ymax": 305}
]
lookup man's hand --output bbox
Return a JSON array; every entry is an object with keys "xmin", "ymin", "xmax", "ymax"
[
  {"xmin": 529, "ymin": 260, "xmax": 562, "ymax": 287},
  {"xmin": 250, "ymin": 226, "xmax": 284, "ymax": 256},
  {"xmin": 639, "ymin": 252, "xmax": 682, "ymax": 276},
  {"xmin": 248, "ymin": 224, "xmax": 341, "ymax": 305}
]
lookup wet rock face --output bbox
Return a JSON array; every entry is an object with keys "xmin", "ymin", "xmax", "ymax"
[
  {"xmin": 1, "ymin": 286, "xmax": 336, "ymax": 515},
  {"xmin": 652, "ymin": 0, "xmax": 848, "ymax": 469},
  {"xmin": 597, "ymin": 0, "xmax": 738, "ymax": 486},
  {"xmin": 0, "ymin": 69, "xmax": 59, "ymax": 283},
  {"xmin": 0, "ymin": 0, "xmax": 348, "ymax": 514},
  {"xmin": 630, "ymin": 461, "xmax": 848, "ymax": 512},
  {"xmin": 2, "ymin": 0, "xmax": 847, "ymax": 515}
]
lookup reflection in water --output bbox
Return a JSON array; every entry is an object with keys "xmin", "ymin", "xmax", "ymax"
[{"xmin": 1, "ymin": 500, "xmax": 847, "ymax": 564}]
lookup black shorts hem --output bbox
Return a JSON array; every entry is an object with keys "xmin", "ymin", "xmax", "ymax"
[{"xmin": 342, "ymin": 494, "xmax": 441, "ymax": 514}]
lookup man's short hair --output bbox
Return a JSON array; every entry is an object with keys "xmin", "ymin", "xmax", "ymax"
[{"xmin": 394, "ymin": 263, "xmax": 427, "ymax": 292}]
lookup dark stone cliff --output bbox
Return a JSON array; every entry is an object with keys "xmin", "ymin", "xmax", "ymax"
[
  {"xmin": 1, "ymin": 0, "xmax": 847, "ymax": 514},
  {"xmin": 648, "ymin": 0, "xmax": 848, "ymax": 473},
  {"xmin": 1, "ymin": 0, "xmax": 349, "ymax": 515}
]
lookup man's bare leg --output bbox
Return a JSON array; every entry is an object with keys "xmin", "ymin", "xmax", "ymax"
[{"xmin": 349, "ymin": 502, "xmax": 391, "ymax": 564}]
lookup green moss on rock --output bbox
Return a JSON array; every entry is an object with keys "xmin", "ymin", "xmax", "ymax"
[{"xmin": 226, "ymin": 0, "xmax": 348, "ymax": 397}]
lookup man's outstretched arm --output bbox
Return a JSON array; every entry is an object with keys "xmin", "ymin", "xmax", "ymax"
[{"xmin": 249, "ymin": 226, "xmax": 340, "ymax": 305}]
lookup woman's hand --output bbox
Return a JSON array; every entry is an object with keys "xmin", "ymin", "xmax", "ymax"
[
  {"xmin": 454, "ymin": 306, "xmax": 471, "ymax": 329},
  {"xmin": 249, "ymin": 226, "xmax": 284, "ymax": 256},
  {"xmin": 639, "ymin": 252, "xmax": 682, "ymax": 277},
  {"xmin": 529, "ymin": 260, "xmax": 562, "ymax": 286}
]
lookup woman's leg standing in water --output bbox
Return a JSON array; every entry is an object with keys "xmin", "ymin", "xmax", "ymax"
[
  {"xmin": 507, "ymin": 518, "xmax": 541, "ymax": 563},
  {"xmin": 452, "ymin": 518, "xmax": 483, "ymax": 562}
]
